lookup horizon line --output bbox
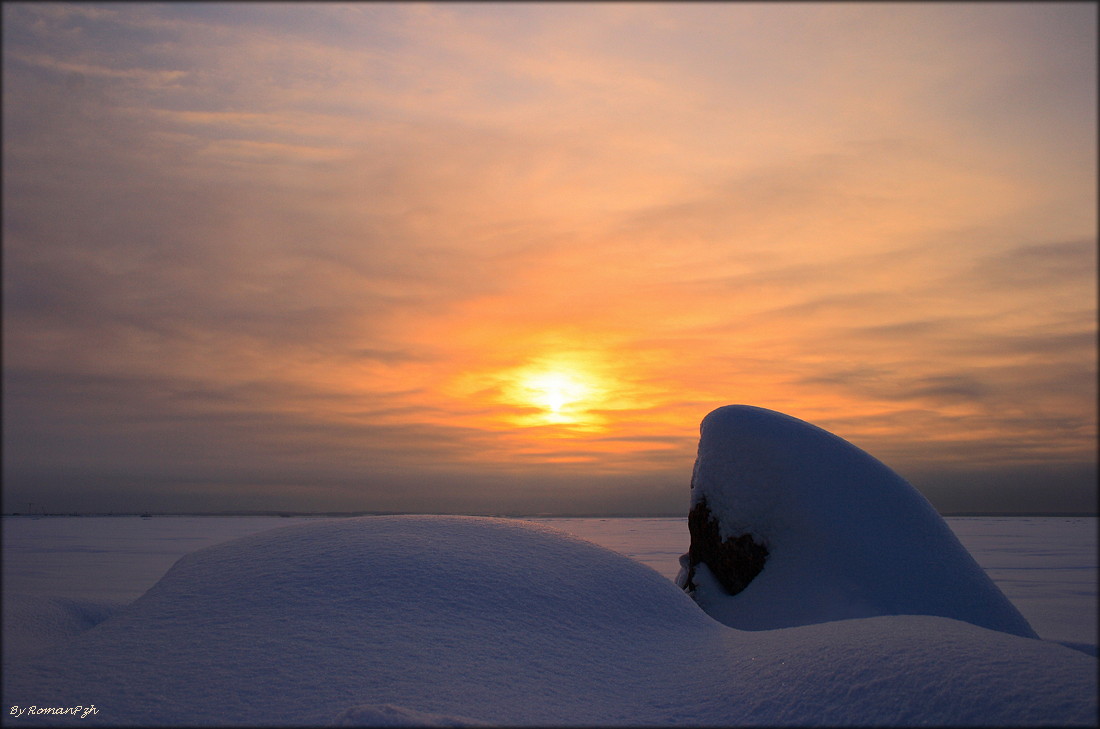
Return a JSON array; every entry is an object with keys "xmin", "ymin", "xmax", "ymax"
[{"xmin": 3, "ymin": 510, "xmax": 1097, "ymax": 518}]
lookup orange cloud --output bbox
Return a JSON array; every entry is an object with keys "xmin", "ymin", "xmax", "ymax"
[{"xmin": 3, "ymin": 2, "xmax": 1095, "ymax": 513}]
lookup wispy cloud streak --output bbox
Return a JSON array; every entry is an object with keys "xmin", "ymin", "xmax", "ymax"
[{"xmin": 3, "ymin": 2, "xmax": 1095, "ymax": 513}]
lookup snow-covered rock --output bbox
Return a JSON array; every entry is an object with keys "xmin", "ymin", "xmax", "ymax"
[
  {"xmin": 3, "ymin": 515, "xmax": 1094, "ymax": 726},
  {"xmin": 677, "ymin": 405, "xmax": 1038, "ymax": 638}
]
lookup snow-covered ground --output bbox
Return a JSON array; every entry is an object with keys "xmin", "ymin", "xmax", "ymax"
[
  {"xmin": 2, "ymin": 513, "xmax": 1096, "ymax": 726},
  {"xmin": 2, "ymin": 515, "xmax": 1096, "ymax": 726},
  {"xmin": 533, "ymin": 514, "xmax": 1098, "ymax": 653},
  {"xmin": 4, "ymin": 514, "xmax": 1096, "ymax": 650},
  {"xmin": 2, "ymin": 407, "xmax": 1095, "ymax": 725},
  {"xmin": 5, "ymin": 514, "xmax": 1095, "ymax": 652}
]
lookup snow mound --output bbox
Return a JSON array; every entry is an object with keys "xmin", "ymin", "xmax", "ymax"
[
  {"xmin": 333, "ymin": 704, "xmax": 488, "ymax": 727},
  {"xmin": 3, "ymin": 516, "xmax": 1095, "ymax": 726},
  {"xmin": 1, "ymin": 594, "xmax": 122, "ymax": 663},
  {"xmin": 679, "ymin": 405, "xmax": 1039, "ymax": 637}
]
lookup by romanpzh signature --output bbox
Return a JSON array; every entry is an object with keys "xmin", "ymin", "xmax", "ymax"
[{"xmin": 8, "ymin": 705, "xmax": 99, "ymax": 719}]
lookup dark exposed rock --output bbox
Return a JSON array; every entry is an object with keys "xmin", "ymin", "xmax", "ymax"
[{"xmin": 682, "ymin": 497, "xmax": 767, "ymax": 596}]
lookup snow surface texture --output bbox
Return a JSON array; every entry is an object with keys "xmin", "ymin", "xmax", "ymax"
[
  {"xmin": 3, "ymin": 515, "xmax": 1096, "ymax": 726},
  {"xmin": 1, "ymin": 594, "xmax": 122, "ymax": 665},
  {"xmin": 678, "ymin": 405, "xmax": 1039, "ymax": 638},
  {"xmin": 6, "ymin": 514, "xmax": 1095, "ymax": 650}
]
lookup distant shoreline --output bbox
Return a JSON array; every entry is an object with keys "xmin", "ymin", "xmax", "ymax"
[{"xmin": 3, "ymin": 511, "xmax": 1097, "ymax": 518}]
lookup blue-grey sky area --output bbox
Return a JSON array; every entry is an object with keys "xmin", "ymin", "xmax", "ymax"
[{"xmin": 3, "ymin": 3, "xmax": 1096, "ymax": 515}]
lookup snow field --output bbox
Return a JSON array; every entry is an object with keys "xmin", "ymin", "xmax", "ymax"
[
  {"xmin": 3, "ymin": 405, "xmax": 1095, "ymax": 725},
  {"xmin": 3, "ymin": 515, "xmax": 1096, "ymax": 726}
]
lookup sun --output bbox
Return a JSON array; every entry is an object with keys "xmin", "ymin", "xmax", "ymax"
[
  {"xmin": 495, "ymin": 356, "xmax": 610, "ymax": 429},
  {"xmin": 521, "ymin": 371, "xmax": 591, "ymax": 417},
  {"xmin": 446, "ymin": 350, "xmax": 618, "ymax": 431}
]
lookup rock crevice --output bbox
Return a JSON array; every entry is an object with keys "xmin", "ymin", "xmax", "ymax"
[{"xmin": 682, "ymin": 497, "xmax": 768, "ymax": 595}]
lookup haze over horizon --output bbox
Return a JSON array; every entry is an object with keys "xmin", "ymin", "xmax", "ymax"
[{"xmin": 3, "ymin": 2, "xmax": 1096, "ymax": 516}]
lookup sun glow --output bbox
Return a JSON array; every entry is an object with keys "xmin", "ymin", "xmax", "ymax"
[
  {"xmin": 521, "ymin": 370, "xmax": 591, "ymax": 417},
  {"xmin": 490, "ymin": 354, "xmax": 614, "ymax": 430}
]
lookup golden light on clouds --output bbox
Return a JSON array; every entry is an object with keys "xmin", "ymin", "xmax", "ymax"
[
  {"xmin": 2, "ymin": 2, "xmax": 1095, "ymax": 514},
  {"xmin": 508, "ymin": 364, "xmax": 601, "ymax": 427},
  {"xmin": 449, "ymin": 350, "xmax": 618, "ymax": 431}
]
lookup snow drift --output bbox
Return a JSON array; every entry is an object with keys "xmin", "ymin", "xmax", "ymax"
[
  {"xmin": 678, "ymin": 405, "xmax": 1039, "ymax": 638},
  {"xmin": 3, "ymin": 515, "xmax": 1095, "ymax": 726},
  {"xmin": 1, "ymin": 594, "xmax": 121, "ymax": 665}
]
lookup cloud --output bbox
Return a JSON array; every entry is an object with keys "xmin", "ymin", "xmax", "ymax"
[
  {"xmin": 2, "ymin": 3, "xmax": 1095, "ymax": 513},
  {"xmin": 965, "ymin": 239, "xmax": 1097, "ymax": 293}
]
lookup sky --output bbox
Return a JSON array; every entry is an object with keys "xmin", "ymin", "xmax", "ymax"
[{"xmin": 3, "ymin": 2, "xmax": 1096, "ymax": 515}]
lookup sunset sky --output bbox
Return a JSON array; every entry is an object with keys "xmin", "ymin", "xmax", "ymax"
[{"xmin": 3, "ymin": 2, "xmax": 1096, "ymax": 515}]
